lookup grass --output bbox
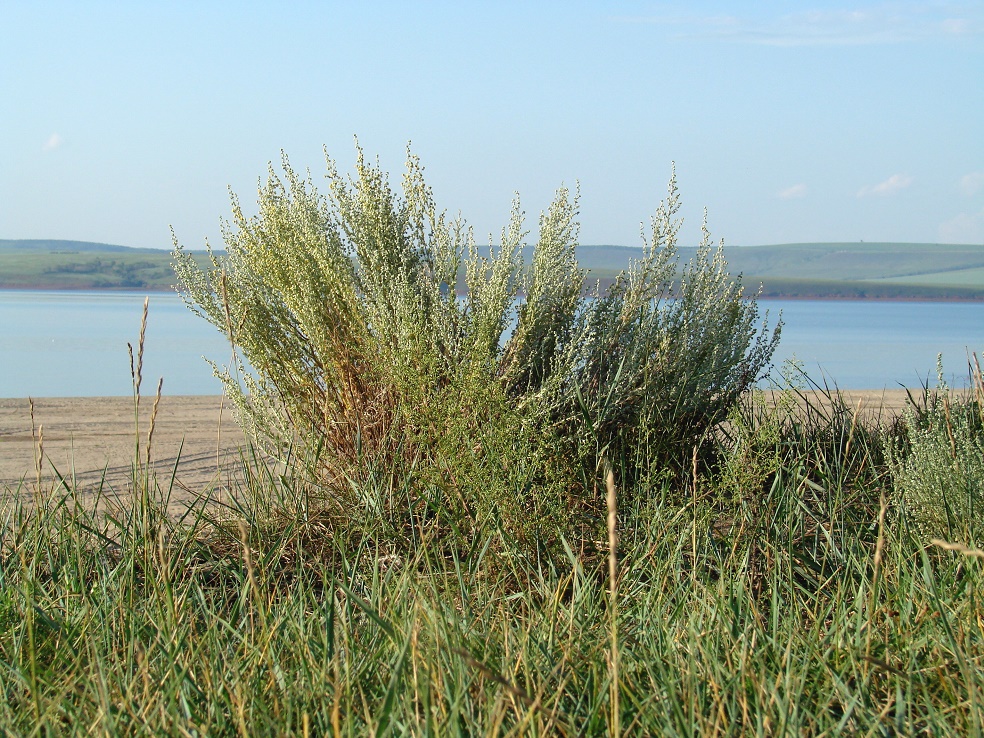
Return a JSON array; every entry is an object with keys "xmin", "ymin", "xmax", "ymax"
[
  {"xmin": 8, "ymin": 151, "xmax": 983, "ymax": 734},
  {"xmin": 2, "ymin": 372, "xmax": 983, "ymax": 735}
]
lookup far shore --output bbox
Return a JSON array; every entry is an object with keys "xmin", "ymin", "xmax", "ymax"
[
  {"xmin": 4, "ymin": 283, "xmax": 984, "ymax": 302},
  {"xmin": 0, "ymin": 285, "xmax": 179, "ymax": 292}
]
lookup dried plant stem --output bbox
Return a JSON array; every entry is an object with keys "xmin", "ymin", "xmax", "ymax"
[
  {"xmin": 606, "ymin": 465, "xmax": 620, "ymax": 737},
  {"xmin": 35, "ymin": 425, "xmax": 43, "ymax": 493},
  {"xmin": 931, "ymin": 539, "xmax": 984, "ymax": 559},
  {"xmin": 692, "ymin": 445, "xmax": 698, "ymax": 571},
  {"xmin": 146, "ymin": 378, "xmax": 163, "ymax": 469},
  {"xmin": 238, "ymin": 520, "xmax": 263, "ymax": 637},
  {"xmin": 128, "ymin": 297, "xmax": 150, "ymax": 474},
  {"xmin": 844, "ymin": 396, "xmax": 863, "ymax": 460},
  {"xmin": 972, "ymin": 352, "xmax": 984, "ymax": 424},
  {"xmin": 866, "ymin": 487, "xmax": 889, "ymax": 665},
  {"xmin": 29, "ymin": 398, "xmax": 43, "ymax": 491},
  {"xmin": 136, "ymin": 296, "xmax": 149, "ymax": 397},
  {"xmin": 944, "ymin": 395, "xmax": 957, "ymax": 459}
]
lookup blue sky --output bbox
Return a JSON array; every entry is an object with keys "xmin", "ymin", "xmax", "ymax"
[{"xmin": 2, "ymin": 1, "xmax": 982, "ymax": 251}]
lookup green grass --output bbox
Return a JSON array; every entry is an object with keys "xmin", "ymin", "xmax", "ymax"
[
  {"xmin": 3, "ymin": 379, "xmax": 983, "ymax": 735},
  {"xmin": 7, "ymin": 154, "xmax": 982, "ymax": 733}
]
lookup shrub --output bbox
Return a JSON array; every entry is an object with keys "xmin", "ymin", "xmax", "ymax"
[
  {"xmin": 172, "ymin": 145, "xmax": 780, "ymax": 554},
  {"xmin": 522, "ymin": 183, "xmax": 781, "ymax": 487},
  {"xmin": 890, "ymin": 358, "xmax": 984, "ymax": 544}
]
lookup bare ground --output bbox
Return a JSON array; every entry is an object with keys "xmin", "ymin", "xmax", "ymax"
[
  {"xmin": 1, "ymin": 390, "xmax": 920, "ymax": 510},
  {"xmin": 0, "ymin": 396, "xmax": 247, "ymax": 513}
]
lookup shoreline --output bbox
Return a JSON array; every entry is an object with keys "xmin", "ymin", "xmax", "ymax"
[
  {"xmin": 3, "ymin": 284, "xmax": 984, "ymax": 303},
  {"xmin": 0, "ymin": 395, "xmax": 246, "ymax": 511},
  {"xmin": 1, "ymin": 391, "xmax": 919, "ymax": 505}
]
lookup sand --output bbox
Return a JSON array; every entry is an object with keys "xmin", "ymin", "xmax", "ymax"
[
  {"xmin": 1, "ymin": 390, "xmax": 919, "ymax": 506},
  {"xmin": 0, "ymin": 396, "xmax": 246, "ymax": 506}
]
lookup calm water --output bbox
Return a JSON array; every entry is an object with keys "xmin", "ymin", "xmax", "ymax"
[
  {"xmin": 761, "ymin": 300, "xmax": 983, "ymax": 389},
  {"xmin": 0, "ymin": 291, "xmax": 231, "ymax": 397},
  {"xmin": 1, "ymin": 290, "xmax": 982, "ymax": 397}
]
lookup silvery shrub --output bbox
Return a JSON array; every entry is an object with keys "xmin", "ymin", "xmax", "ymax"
[
  {"xmin": 890, "ymin": 365, "xmax": 984, "ymax": 544},
  {"xmin": 173, "ymin": 146, "xmax": 780, "ymax": 547}
]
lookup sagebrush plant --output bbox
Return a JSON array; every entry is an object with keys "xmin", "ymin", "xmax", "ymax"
[
  {"xmin": 173, "ymin": 144, "xmax": 780, "ymax": 554},
  {"xmin": 891, "ymin": 356, "xmax": 984, "ymax": 544}
]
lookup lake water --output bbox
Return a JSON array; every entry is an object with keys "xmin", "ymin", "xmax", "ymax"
[
  {"xmin": 1, "ymin": 290, "xmax": 982, "ymax": 397},
  {"xmin": 0, "ymin": 291, "xmax": 232, "ymax": 397}
]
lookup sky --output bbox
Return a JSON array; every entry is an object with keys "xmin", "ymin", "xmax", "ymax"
[{"xmin": 1, "ymin": 1, "xmax": 982, "ymax": 251}]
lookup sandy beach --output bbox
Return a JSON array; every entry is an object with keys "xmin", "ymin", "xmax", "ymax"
[
  {"xmin": 0, "ymin": 389, "xmax": 921, "ymax": 505},
  {"xmin": 0, "ymin": 396, "xmax": 247, "ymax": 508}
]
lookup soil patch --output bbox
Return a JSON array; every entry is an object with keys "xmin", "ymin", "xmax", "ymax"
[
  {"xmin": 2, "ymin": 390, "xmax": 921, "ymax": 510},
  {"xmin": 0, "ymin": 396, "xmax": 246, "ymax": 511}
]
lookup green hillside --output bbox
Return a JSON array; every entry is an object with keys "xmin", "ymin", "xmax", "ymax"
[
  {"xmin": 0, "ymin": 239, "xmax": 140, "ymax": 253},
  {"xmin": 726, "ymin": 242, "xmax": 984, "ymax": 283},
  {"xmin": 577, "ymin": 242, "xmax": 984, "ymax": 299},
  {"xmin": 578, "ymin": 242, "xmax": 984, "ymax": 281},
  {"xmin": 3, "ymin": 239, "xmax": 984, "ymax": 298},
  {"xmin": 0, "ymin": 240, "xmax": 208, "ymax": 290},
  {"xmin": 867, "ymin": 265, "xmax": 984, "ymax": 288}
]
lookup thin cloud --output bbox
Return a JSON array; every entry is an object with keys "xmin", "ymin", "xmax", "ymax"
[
  {"xmin": 941, "ymin": 17, "xmax": 973, "ymax": 35},
  {"xmin": 612, "ymin": 4, "xmax": 984, "ymax": 46},
  {"xmin": 939, "ymin": 207, "xmax": 984, "ymax": 243},
  {"xmin": 777, "ymin": 183, "xmax": 808, "ymax": 200},
  {"xmin": 857, "ymin": 174, "xmax": 913, "ymax": 198},
  {"xmin": 744, "ymin": 10, "xmax": 900, "ymax": 47},
  {"xmin": 959, "ymin": 171, "xmax": 984, "ymax": 197},
  {"xmin": 42, "ymin": 133, "xmax": 63, "ymax": 152}
]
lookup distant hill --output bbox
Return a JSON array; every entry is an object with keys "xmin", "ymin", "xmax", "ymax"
[
  {"xmin": 576, "ymin": 241, "xmax": 984, "ymax": 279},
  {"xmin": 0, "ymin": 240, "xmax": 206, "ymax": 290},
  {"xmin": 720, "ymin": 242, "xmax": 984, "ymax": 283},
  {"xmin": 0, "ymin": 239, "xmax": 142, "ymax": 253},
  {"xmin": 2, "ymin": 239, "xmax": 984, "ymax": 299},
  {"xmin": 576, "ymin": 242, "xmax": 984, "ymax": 299}
]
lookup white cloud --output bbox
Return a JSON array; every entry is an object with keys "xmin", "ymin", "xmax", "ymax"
[
  {"xmin": 857, "ymin": 174, "xmax": 913, "ymax": 197},
  {"xmin": 42, "ymin": 133, "xmax": 63, "ymax": 152},
  {"xmin": 777, "ymin": 183, "xmax": 808, "ymax": 200},
  {"xmin": 941, "ymin": 18, "xmax": 972, "ymax": 35},
  {"xmin": 613, "ymin": 4, "xmax": 984, "ymax": 46},
  {"xmin": 939, "ymin": 207, "xmax": 984, "ymax": 243},
  {"xmin": 959, "ymin": 171, "xmax": 984, "ymax": 196}
]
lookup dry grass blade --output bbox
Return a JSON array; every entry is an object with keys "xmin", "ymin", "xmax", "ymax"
[
  {"xmin": 606, "ymin": 464, "xmax": 620, "ymax": 737},
  {"xmin": 29, "ymin": 397, "xmax": 43, "ymax": 492},
  {"xmin": 146, "ymin": 377, "xmax": 163, "ymax": 469},
  {"xmin": 931, "ymin": 539, "xmax": 984, "ymax": 559}
]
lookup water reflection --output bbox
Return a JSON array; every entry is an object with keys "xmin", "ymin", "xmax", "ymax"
[{"xmin": 1, "ymin": 290, "xmax": 982, "ymax": 396}]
